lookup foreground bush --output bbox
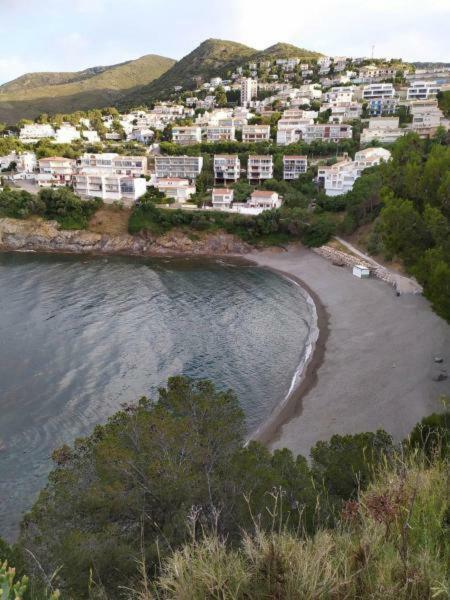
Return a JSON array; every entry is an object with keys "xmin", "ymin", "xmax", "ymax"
[{"xmin": 154, "ymin": 455, "xmax": 449, "ymax": 599}]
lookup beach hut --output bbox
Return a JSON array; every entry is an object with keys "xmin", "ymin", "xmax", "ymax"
[{"xmin": 353, "ymin": 264, "xmax": 370, "ymax": 279}]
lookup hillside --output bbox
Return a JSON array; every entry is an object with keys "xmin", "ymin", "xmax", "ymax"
[
  {"xmin": 122, "ymin": 38, "xmax": 257, "ymax": 105},
  {"xmin": 0, "ymin": 54, "xmax": 175, "ymax": 123},
  {"xmin": 122, "ymin": 38, "xmax": 322, "ymax": 106}
]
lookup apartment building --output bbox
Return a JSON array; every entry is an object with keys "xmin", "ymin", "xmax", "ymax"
[
  {"xmin": 172, "ymin": 126, "xmax": 202, "ymax": 146},
  {"xmin": 156, "ymin": 178, "xmax": 195, "ymax": 202},
  {"xmin": 362, "ymin": 83, "xmax": 395, "ymax": 101},
  {"xmin": 247, "ymin": 155, "xmax": 273, "ymax": 183},
  {"xmin": 213, "ymin": 155, "xmax": 240, "ymax": 183},
  {"xmin": 409, "ymin": 100, "xmax": 446, "ymax": 131},
  {"xmin": 242, "ymin": 124, "xmax": 271, "ymax": 143},
  {"xmin": 303, "ymin": 124, "xmax": 353, "ymax": 143},
  {"xmin": 241, "ymin": 78, "xmax": 258, "ymax": 107},
  {"xmin": 318, "ymin": 147, "xmax": 391, "ymax": 196},
  {"xmin": 37, "ymin": 157, "xmax": 75, "ymax": 186},
  {"xmin": 154, "ymin": 155, "xmax": 203, "ymax": 180},
  {"xmin": 78, "ymin": 153, "xmax": 147, "ymax": 177},
  {"xmin": 212, "ymin": 188, "xmax": 234, "ymax": 209},
  {"xmin": 407, "ymin": 81, "xmax": 440, "ymax": 101},
  {"xmin": 283, "ymin": 156, "xmax": 308, "ymax": 180},
  {"xmin": 206, "ymin": 125, "xmax": 236, "ymax": 142},
  {"xmin": 19, "ymin": 123, "xmax": 56, "ymax": 143},
  {"xmin": 74, "ymin": 173, "xmax": 146, "ymax": 204}
]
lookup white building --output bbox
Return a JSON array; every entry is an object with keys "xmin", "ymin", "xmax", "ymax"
[
  {"xmin": 19, "ymin": 123, "xmax": 56, "ymax": 143},
  {"xmin": 248, "ymin": 190, "xmax": 282, "ymax": 209},
  {"xmin": 303, "ymin": 124, "xmax": 353, "ymax": 143},
  {"xmin": 247, "ymin": 155, "xmax": 273, "ymax": 182},
  {"xmin": 156, "ymin": 178, "xmax": 195, "ymax": 202},
  {"xmin": 214, "ymin": 155, "xmax": 240, "ymax": 183},
  {"xmin": 37, "ymin": 156, "xmax": 75, "ymax": 186},
  {"xmin": 206, "ymin": 126, "xmax": 236, "ymax": 142},
  {"xmin": 0, "ymin": 151, "xmax": 36, "ymax": 173},
  {"xmin": 241, "ymin": 78, "xmax": 258, "ymax": 107},
  {"xmin": 242, "ymin": 124, "xmax": 271, "ymax": 143},
  {"xmin": 283, "ymin": 155, "xmax": 308, "ymax": 180},
  {"xmin": 172, "ymin": 126, "xmax": 202, "ymax": 146},
  {"xmin": 74, "ymin": 173, "xmax": 147, "ymax": 204},
  {"xmin": 82, "ymin": 130, "xmax": 101, "ymax": 143},
  {"xmin": 78, "ymin": 153, "xmax": 147, "ymax": 177},
  {"xmin": 212, "ymin": 188, "xmax": 234, "ymax": 209},
  {"xmin": 323, "ymin": 87, "xmax": 355, "ymax": 105},
  {"xmin": 54, "ymin": 124, "xmax": 80, "ymax": 144},
  {"xmin": 154, "ymin": 155, "xmax": 203, "ymax": 180},
  {"xmin": 407, "ymin": 81, "xmax": 440, "ymax": 101},
  {"xmin": 318, "ymin": 147, "xmax": 391, "ymax": 196},
  {"xmin": 409, "ymin": 100, "xmax": 446, "ymax": 132}
]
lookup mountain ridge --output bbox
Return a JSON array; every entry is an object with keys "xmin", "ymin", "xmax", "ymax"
[{"xmin": 0, "ymin": 39, "xmax": 322, "ymax": 123}]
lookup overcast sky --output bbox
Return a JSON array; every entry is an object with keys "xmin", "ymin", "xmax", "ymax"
[{"xmin": 0, "ymin": 0, "xmax": 449, "ymax": 84}]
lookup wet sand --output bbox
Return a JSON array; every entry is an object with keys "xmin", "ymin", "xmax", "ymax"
[{"xmin": 247, "ymin": 244, "xmax": 450, "ymax": 457}]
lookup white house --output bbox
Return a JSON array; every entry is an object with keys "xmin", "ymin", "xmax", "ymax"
[
  {"xmin": 0, "ymin": 151, "xmax": 36, "ymax": 173},
  {"xmin": 247, "ymin": 155, "xmax": 273, "ymax": 183},
  {"xmin": 283, "ymin": 156, "xmax": 308, "ymax": 180},
  {"xmin": 37, "ymin": 156, "xmax": 76, "ymax": 186},
  {"xmin": 154, "ymin": 155, "xmax": 203, "ymax": 180},
  {"xmin": 54, "ymin": 124, "xmax": 80, "ymax": 144},
  {"xmin": 212, "ymin": 188, "xmax": 234, "ymax": 209},
  {"xmin": 214, "ymin": 155, "xmax": 240, "ymax": 183},
  {"xmin": 248, "ymin": 190, "xmax": 282, "ymax": 209},
  {"xmin": 156, "ymin": 178, "xmax": 195, "ymax": 202},
  {"xmin": 74, "ymin": 173, "xmax": 146, "ymax": 205}
]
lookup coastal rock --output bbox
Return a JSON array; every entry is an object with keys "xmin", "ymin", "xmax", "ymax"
[{"xmin": 0, "ymin": 218, "xmax": 251, "ymax": 257}]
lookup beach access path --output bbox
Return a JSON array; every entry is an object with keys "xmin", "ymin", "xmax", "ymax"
[{"xmin": 248, "ymin": 244, "xmax": 450, "ymax": 457}]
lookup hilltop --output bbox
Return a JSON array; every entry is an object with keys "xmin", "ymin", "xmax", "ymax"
[
  {"xmin": 122, "ymin": 38, "xmax": 322, "ymax": 106},
  {"xmin": 0, "ymin": 54, "xmax": 175, "ymax": 123},
  {"xmin": 0, "ymin": 39, "xmax": 322, "ymax": 122}
]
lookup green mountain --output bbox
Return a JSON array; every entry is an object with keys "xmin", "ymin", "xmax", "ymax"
[
  {"xmin": 0, "ymin": 54, "xmax": 175, "ymax": 123},
  {"xmin": 122, "ymin": 38, "xmax": 322, "ymax": 106}
]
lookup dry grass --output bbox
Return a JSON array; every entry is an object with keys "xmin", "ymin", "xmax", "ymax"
[
  {"xmin": 146, "ymin": 454, "xmax": 449, "ymax": 600},
  {"xmin": 88, "ymin": 205, "xmax": 131, "ymax": 236}
]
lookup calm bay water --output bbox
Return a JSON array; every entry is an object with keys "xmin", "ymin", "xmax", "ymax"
[{"xmin": 0, "ymin": 252, "xmax": 315, "ymax": 540}]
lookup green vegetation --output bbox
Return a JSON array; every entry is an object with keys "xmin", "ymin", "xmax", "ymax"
[
  {"xmin": 1, "ymin": 377, "xmax": 447, "ymax": 598},
  {"xmin": 128, "ymin": 196, "xmax": 334, "ymax": 247},
  {"xmin": 319, "ymin": 132, "xmax": 450, "ymax": 322},
  {"xmin": 0, "ymin": 187, "xmax": 101, "ymax": 229},
  {"xmin": 0, "ymin": 55, "xmax": 176, "ymax": 123},
  {"xmin": 153, "ymin": 455, "xmax": 448, "ymax": 599}
]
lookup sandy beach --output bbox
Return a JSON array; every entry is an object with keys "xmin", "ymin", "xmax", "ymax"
[{"xmin": 248, "ymin": 244, "xmax": 450, "ymax": 457}]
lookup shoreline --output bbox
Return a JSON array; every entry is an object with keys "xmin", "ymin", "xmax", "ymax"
[
  {"xmin": 249, "ymin": 266, "xmax": 329, "ymax": 446},
  {"xmin": 246, "ymin": 245, "xmax": 450, "ymax": 456}
]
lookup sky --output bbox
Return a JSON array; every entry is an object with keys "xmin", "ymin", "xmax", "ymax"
[{"xmin": 0, "ymin": 0, "xmax": 449, "ymax": 84}]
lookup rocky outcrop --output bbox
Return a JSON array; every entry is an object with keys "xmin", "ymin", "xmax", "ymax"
[{"xmin": 0, "ymin": 218, "xmax": 251, "ymax": 257}]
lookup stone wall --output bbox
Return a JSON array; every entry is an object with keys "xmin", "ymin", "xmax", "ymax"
[{"xmin": 313, "ymin": 245, "xmax": 395, "ymax": 287}]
